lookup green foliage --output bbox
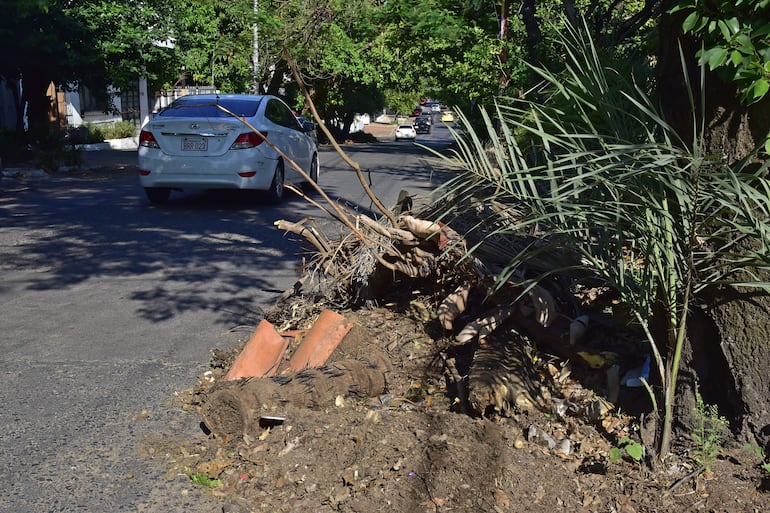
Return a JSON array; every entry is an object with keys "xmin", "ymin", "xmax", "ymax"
[
  {"xmin": 82, "ymin": 121, "xmax": 136, "ymax": 141},
  {"xmin": 384, "ymin": 90, "xmax": 422, "ymax": 117},
  {"xmin": 173, "ymin": 0, "xmax": 256, "ymax": 92},
  {"xmin": 670, "ymin": 0, "xmax": 770, "ymax": 105},
  {"xmin": 2, "ymin": 0, "xmax": 666, "ymax": 137},
  {"xmin": 743, "ymin": 443, "xmax": 770, "ymax": 473},
  {"xmin": 188, "ymin": 473, "xmax": 223, "ymax": 487},
  {"xmin": 29, "ymin": 127, "xmax": 81, "ymax": 171},
  {"xmin": 102, "ymin": 121, "xmax": 137, "ymax": 140},
  {"xmin": 609, "ymin": 436, "xmax": 644, "ymax": 464},
  {"xmin": 371, "ymin": 0, "xmax": 514, "ymax": 109},
  {"xmin": 64, "ymin": 0, "xmax": 179, "ymax": 91},
  {"xmin": 0, "ymin": 0, "xmax": 104, "ymax": 115},
  {"xmin": 0, "ymin": 125, "xmax": 81, "ymax": 171},
  {"xmin": 426, "ymin": 18, "xmax": 770, "ymax": 461},
  {"xmin": 82, "ymin": 123, "xmax": 106, "ymax": 144},
  {"xmin": 691, "ymin": 393, "xmax": 728, "ymax": 474}
]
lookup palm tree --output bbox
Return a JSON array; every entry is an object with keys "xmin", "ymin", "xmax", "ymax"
[{"xmin": 429, "ymin": 19, "xmax": 770, "ymax": 461}]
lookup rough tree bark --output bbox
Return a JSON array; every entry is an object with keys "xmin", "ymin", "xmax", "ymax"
[
  {"xmin": 657, "ymin": 4, "xmax": 770, "ymax": 450},
  {"xmin": 657, "ymin": 2, "xmax": 770, "ymax": 165}
]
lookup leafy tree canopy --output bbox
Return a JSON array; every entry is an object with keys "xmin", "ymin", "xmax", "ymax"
[
  {"xmin": 0, "ymin": 0, "xmax": 102, "ymax": 87},
  {"xmin": 671, "ymin": 0, "xmax": 770, "ymax": 104},
  {"xmin": 65, "ymin": 0, "xmax": 179, "ymax": 91},
  {"xmin": 173, "ymin": 0, "xmax": 255, "ymax": 92}
]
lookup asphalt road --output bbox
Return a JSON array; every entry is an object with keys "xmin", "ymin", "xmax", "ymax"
[{"xmin": 0, "ymin": 123, "xmax": 456, "ymax": 512}]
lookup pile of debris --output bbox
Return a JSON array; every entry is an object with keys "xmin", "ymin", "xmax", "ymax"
[{"xmin": 200, "ymin": 204, "xmax": 652, "ymax": 448}]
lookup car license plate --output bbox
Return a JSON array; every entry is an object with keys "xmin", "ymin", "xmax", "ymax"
[{"xmin": 181, "ymin": 137, "xmax": 207, "ymax": 151}]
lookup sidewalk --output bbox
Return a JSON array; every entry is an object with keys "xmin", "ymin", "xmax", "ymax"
[
  {"xmin": 79, "ymin": 147, "xmax": 138, "ymax": 171},
  {"xmin": 77, "ymin": 137, "xmax": 138, "ymax": 170},
  {"xmin": 1, "ymin": 137, "xmax": 138, "ymax": 181}
]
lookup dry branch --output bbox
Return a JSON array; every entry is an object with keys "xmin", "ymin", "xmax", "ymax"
[{"xmin": 275, "ymin": 219, "xmax": 331, "ymax": 255}]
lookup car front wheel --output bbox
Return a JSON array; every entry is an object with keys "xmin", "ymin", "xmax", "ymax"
[
  {"xmin": 266, "ymin": 160, "xmax": 284, "ymax": 203},
  {"xmin": 145, "ymin": 187, "xmax": 170, "ymax": 204}
]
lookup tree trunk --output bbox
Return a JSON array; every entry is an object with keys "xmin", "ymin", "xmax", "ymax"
[
  {"xmin": 681, "ymin": 287, "xmax": 770, "ymax": 451},
  {"xmin": 22, "ymin": 73, "xmax": 55, "ymax": 137},
  {"xmin": 202, "ymin": 350, "xmax": 391, "ymax": 440},
  {"xmin": 658, "ymin": 4, "xmax": 770, "ymax": 451},
  {"xmin": 657, "ymin": 3, "xmax": 770, "ymax": 165}
]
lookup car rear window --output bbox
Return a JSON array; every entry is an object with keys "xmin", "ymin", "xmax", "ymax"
[{"xmin": 158, "ymin": 97, "xmax": 262, "ymax": 118}]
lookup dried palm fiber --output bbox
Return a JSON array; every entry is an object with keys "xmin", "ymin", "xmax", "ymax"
[
  {"xmin": 455, "ymin": 304, "xmax": 518, "ymax": 344},
  {"xmin": 421, "ymin": 196, "xmax": 581, "ymax": 277},
  {"xmin": 437, "ymin": 283, "xmax": 471, "ymax": 330},
  {"xmin": 466, "ymin": 329, "xmax": 550, "ymax": 416}
]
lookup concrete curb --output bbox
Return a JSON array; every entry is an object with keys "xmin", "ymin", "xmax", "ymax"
[{"xmin": 75, "ymin": 137, "xmax": 138, "ymax": 151}]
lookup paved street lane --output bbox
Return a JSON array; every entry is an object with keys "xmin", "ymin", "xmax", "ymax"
[{"xmin": 0, "ymin": 129, "xmax": 456, "ymax": 512}]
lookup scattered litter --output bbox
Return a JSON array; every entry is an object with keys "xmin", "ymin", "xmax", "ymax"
[
  {"xmin": 621, "ymin": 356, "xmax": 651, "ymax": 387},
  {"xmin": 528, "ymin": 425, "xmax": 557, "ymax": 449},
  {"xmin": 259, "ymin": 416, "xmax": 285, "ymax": 429},
  {"xmin": 569, "ymin": 315, "xmax": 590, "ymax": 345}
]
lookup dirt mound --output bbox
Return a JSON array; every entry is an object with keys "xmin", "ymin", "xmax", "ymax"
[{"xmin": 146, "ymin": 295, "xmax": 770, "ymax": 513}]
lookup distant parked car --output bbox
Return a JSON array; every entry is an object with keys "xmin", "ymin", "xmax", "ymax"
[
  {"xmin": 413, "ymin": 117, "xmax": 431, "ymax": 134},
  {"xmin": 395, "ymin": 124, "xmax": 417, "ymax": 140},
  {"xmin": 138, "ymin": 94, "xmax": 319, "ymax": 204}
]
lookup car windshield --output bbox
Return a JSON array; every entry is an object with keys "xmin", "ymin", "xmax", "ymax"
[
  {"xmin": 399, "ymin": 125, "xmax": 413, "ymax": 129},
  {"xmin": 158, "ymin": 97, "xmax": 262, "ymax": 118}
]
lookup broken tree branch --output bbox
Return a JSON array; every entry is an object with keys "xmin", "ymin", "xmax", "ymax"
[{"xmin": 283, "ymin": 46, "xmax": 399, "ymax": 228}]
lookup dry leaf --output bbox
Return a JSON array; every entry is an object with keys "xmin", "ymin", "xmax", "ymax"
[{"xmin": 399, "ymin": 215, "xmax": 441, "ymax": 238}]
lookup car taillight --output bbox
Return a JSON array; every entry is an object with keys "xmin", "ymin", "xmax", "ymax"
[
  {"xmin": 230, "ymin": 131, "xmax": 267, "ymax": 149},
  {"xmin": 139, "ymin": 130, "xmax": 159, "ymax": 148}
]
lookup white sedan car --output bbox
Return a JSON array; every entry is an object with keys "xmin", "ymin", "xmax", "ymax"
[
  {"xmin": 138, "ymin": 94, "xmax": 319, "ymax": 204},
  {"xmin": 395, "ymin": 124, "xmax": 417, "ymax": 141}
]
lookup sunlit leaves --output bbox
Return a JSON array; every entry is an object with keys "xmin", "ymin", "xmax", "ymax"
[
  {"xmin": 672, "ymin": 0, "xmax": 770, "ymax": 104},
  {"xmin": 63, "ymin": 0, "xmax": 179, "ymax": 90}
]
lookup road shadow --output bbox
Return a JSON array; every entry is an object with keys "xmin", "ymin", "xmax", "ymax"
[{"xmin": 0, "ymin": 179, "xmax": 316, "ymax": 328}]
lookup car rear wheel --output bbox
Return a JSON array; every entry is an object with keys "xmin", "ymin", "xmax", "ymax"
[
  {"xmin": 266, "ymin": 160, "xmax": 284, "ymax": 203},
  {"xmin": 302, "ymin": 154, "xmax": 319, "ymax": 193},
  {"xmin": 145, "ymin": 187, "xmax": 170, "ymax": 204}
]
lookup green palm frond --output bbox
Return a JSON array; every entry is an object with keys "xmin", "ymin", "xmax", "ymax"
[{"xmin": 424, "ymin": 16, "xmax": 770, "ymax": 459}]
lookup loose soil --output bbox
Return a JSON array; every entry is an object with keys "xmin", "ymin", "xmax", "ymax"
[
  {"xmin": 150, "ymin": 297, "xmax": 770, "ymax": 513},
  {"xmin": 143, "ymin": 123, "xmax": 770, "ymax": 512}
]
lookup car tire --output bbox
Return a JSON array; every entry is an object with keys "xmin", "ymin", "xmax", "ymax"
[
  {"xmin": 266, "ymin": 160, "xmax": 284, "ymax": 203},
  {"xmin": 302, "ymin": 154, "xmax": 319, "ymax": 193},
  {"xmin": 145, "ymin": 187, "xmax": 170, "ymax": 204}
]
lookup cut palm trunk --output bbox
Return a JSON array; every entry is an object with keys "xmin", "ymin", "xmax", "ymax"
[
  {"xmin": 466, "ymin": 330, "xmax": 548, "ymax": 416},
  {"xmin": 202, "ymin": 349, "xmax": 392, "ymax": 440}
]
